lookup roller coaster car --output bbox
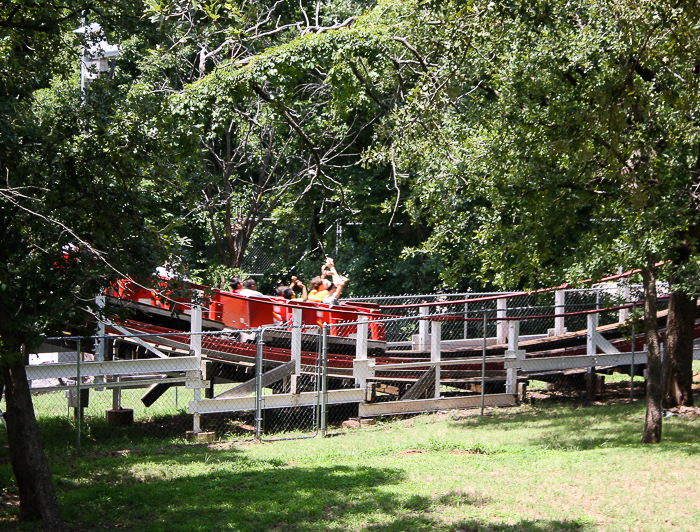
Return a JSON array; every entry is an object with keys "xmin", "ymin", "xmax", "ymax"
[{"xmin": 106, "ymin": 278, "xmax": 386, "ymax": 354}]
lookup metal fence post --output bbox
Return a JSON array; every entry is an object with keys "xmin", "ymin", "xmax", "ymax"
[
  {"xmin": 255, "ymin": 327, "xmax": 264, "ymax": 439},
  {"xmin": 480, "ymin": 311, "xmax": 487, "ymax": 416},
  {"xmin": 320, "ymin": 324, "xmax": 328, "ymax": 437},
  {"xmin": 95, "ymin": 296, "xmax": 105, "ymax": 391},
  {"xmin": 76, "ymin": 338, "xmax": 81, "ymax": 455},
  {"xmin": 630, "ymin": 302, "xmax": 636, "ymax": 401}
]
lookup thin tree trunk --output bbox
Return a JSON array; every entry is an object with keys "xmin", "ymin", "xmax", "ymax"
[
  {"xmin": 663, "ymin": 288, "xmax": 696, "ymax": 407},
  {"xmin": 3, "ymin": 360, "xmax": 63, "ymax": 531},
  {"xmin": 641, "ymin": 261, "xmax": 663, "ymax": 444}
]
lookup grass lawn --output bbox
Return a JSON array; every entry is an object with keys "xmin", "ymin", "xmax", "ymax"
[{"xmin": 2, "ymin": 398, "xmax": 700, "ymax": 532}]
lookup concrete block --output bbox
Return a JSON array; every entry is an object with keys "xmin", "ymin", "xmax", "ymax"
[{"xmin": 186, "ymin": 431, "xmax": 216, "ymax": 443}]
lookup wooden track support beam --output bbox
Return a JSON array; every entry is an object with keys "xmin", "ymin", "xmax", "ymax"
[
  {"xmin": 358, "ymin": 394, "xmax": 516, "ymax": 417},
  {"xmin": 215, "ymin": 360, "xmax": 296, "ymax": 399}
]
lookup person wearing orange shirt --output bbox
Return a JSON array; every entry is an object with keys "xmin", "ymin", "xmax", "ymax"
[{"xmin": 307, "ymin": 276, "xmax": 328, "ymax": 302}]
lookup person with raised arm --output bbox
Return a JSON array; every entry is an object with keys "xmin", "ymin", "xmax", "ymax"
[
  {"xmin": 322, "ymin": 257, "xmax": 347, "ymax": 306},
  {"xmin": 289, "ymin": 276, "xmax": 308, "ymax": 301}
]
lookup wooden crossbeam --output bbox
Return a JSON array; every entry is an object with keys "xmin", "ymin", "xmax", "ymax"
[
  {"xmin": 400, "ymin": 367, "xmax": 436, "ymax": 400},
  {"xmin": 215, "ymin": 360, "xmax": 296, "ymax": 399}
]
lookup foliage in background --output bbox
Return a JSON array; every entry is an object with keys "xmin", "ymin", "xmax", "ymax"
[
  {"xmin": 0, "ymin": 2, "xmax": 202, "ymax": 526},
  {"xmin": 161, "ymin": 0, "xmax": 492, "ymax": 295}
]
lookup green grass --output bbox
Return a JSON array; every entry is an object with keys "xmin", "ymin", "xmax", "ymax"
[
  {"xmin": 2, "ymin": 399, "xmax": 700, "ymax": 532},
  {"xmin": 6, "ymin": 386, "xmax": 191, "ymax": 424},
  {"xmin": 27, "ymin": 384, "xmax": 236, "ymax": 421},
  {"xmin": 5, "ymin": 385, "xmax": 281, "ymax": 454}
]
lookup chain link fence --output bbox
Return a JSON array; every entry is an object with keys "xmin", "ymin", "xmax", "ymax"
[{"xmin": 0, "ymin": 285, "xmax": 688, "ymax": 456}]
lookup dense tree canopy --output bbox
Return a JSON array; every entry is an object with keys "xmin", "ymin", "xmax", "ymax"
[
  {"xmin": 1, "ymin": 2, "xmax": 195, "ymax": 527},
  {"xmin": 181, "ymin": 0, "xmax": 699, "ymax": 435},
  {"xmin": 336, "ymin": 0, "xmax": 700, "ymax": 439}
]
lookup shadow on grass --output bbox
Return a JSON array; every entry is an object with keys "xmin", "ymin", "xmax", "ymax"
[
  {"xmin": 0, "ymin": 414, "xmax": 251, "ymax": 457},
  {"xmin": 368, "ymin": 517, "xmax": 589, "ymax": 532},
  {"xmin": 1, "ymin": 418, "xmax": 594, "ymax": 532},
  {"xmin": 24, "ymin": 410, "xmax": 307, "ymax": 457},
  {"xmin": 449, "ymin": 400, "xmax": 700, "ymax": 453},
  {"xmin": 44, "ymin": 455, "xmax": 592, "ymax": 532},
  {"xmin": 56, "ymin": 462, "xmax": 408, "ymax": 531}
]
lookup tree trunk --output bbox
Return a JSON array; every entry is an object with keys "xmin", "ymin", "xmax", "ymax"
[
  {"xmin": 3, "ymin": 360, "xmax": 63, "ymax": 531},
  {"xmin": 663, "ymin": 288, "xmax": 696, "ymax": 408},
  {"xmin": 641, "ymin": 261, "xmax": 663, "ymax": 444}
]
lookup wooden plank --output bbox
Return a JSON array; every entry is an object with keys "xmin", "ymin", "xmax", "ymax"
[
  {"xmin": 215, "ymin": 360, "xmax": 296, "ymax": 399},
  {"xmin": 367, "ymin": 372, "xmax": 506, "ymax": 383},
  {"xmin": 378, "ymin": 357, "xmax": 506, "ymax": 370},
  {"xmin": 141, "ymin": 382, "xmax": 174, "ymax": 407},
  {"xmin": 193, "ymin": 388, "xmax": 365, "ymax": 413},
  {"xmin": 108, "ymin": 322, "xmax": 170, "ymax": 358},
  {"xmin": 507, "ymin": 352, "xmax": 649, "ymax": 372},
  {"xmin": 30, "ymin": 377, "xmax": 187, "ymax": 393},
  {"xmin": 400, "ymin": 367, "xmax": 435, "ymax": 400},
  {"xmin": 376, "ymin": 384, "xmax": 400, "ymax": 396},
  {"xmin": 358, "ymin": 394, "xmax": 516, "ymax": 417},
  {"xmin": 591, "ymin": 330, "xmax": 620, "ymax": 354},
  {"xmin": 25, "ymin": 356, "xmax": 199, "ymax": 380}
]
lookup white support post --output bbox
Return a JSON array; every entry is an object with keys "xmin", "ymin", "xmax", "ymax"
[
  {"xmin": 191, "ymin": 297, "xmax": 203, "ymax": 433},
  {"xmin": 497, "ymin": 298, "xmax": 508, "ymax": 345},
  {"xmin": 431, "ymin": 321, "xmax": 442, "ymax": 399},
  {"xmin": 418, "ymin": 306, "xmax": 430, "ymax": 350},
  {"xmin": 188, "ymin": 370, "xmax": 203, "ymax": 434},
  {"xmin": 585, "ymin": 311, "xmax": 620, "ymax": 355},
  {"xmin": 463, "ymin": 302, "xmax": 469, "ymax": 340},
  {"xmin": 356, "ymin": 316, "xmax": 368, "ymax": 361},
  {"xmin": 291, "ymin": 308, "xmax": 303, "ymax": 374},
  {"xmin": 112, "ymin": 377, "xmax": 122, "ymax": 410},
  {"xmin": 507, "ymin": 320, "xmax": 519, "ymax": 352},
  {"xmin": 290, "ymin": 308, "xmax": 303, "ymax": 394},
  {"xmin": 618, "ymin": 277, "xmax": 630, "ymax": 323},
  {"xmin": 353, "ymin": 316, "xmax": 370, "ymax": 389},
  {"xmin": 554, "ymin": 290, "xmax": 566, "ymax": 336},
  {"xmin": 353, "ymin": 358, "xmax": 375, "ymax": 389},
  {"xmin": 192, "ymin": 392, "xmax": 201, "ymax": 433},
  {"xmin": 587, "ymin": 313, "xmax": 599, "ymax": 355},
  {"xmin": 191, "ymin": 300, "xmax": 202, "ymax": 360},
  {"xmin": 504, "ymin": 320, "xmax": 521, "ymax": 394},
  {"xmin": 505, "ymin": 367, "xmax": 518, "ymax": 395}
]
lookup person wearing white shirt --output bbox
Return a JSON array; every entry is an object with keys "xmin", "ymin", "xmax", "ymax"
[{"xmin": 239, "ymin": 278, "xmax": 264, "ymax": 297}]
